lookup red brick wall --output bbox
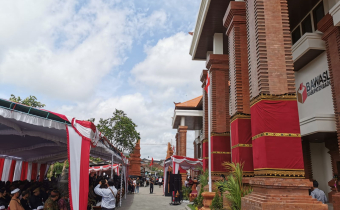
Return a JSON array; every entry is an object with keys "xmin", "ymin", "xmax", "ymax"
[
  {"xmin": 178, "ymin": 126, "xmax": 188, "ymax": 156},
  {"xmin": 207, "ymin": 54, "xmax": 230, "ymax": 133},
  {"xmin": 224, "ymin": 1, "xmax": 251, "ymax": 116},
  {"xmin": 318, "ymin": 14, "xmax": 340, "ymax": 154},
  {"xmin": 245, "ymin": 0, "xmax": 295, "ymax": 99}
]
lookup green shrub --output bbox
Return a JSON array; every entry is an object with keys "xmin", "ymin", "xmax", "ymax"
[
  {"xmin": 182, "ymin": 186, "xmax": 192, "ymax": 200},
  {"xmin": 215, "ymin": 162, "xmax": 252, "ymax": 210},
  {"xmin": 210, "ymin": 192, "xmax": 223, "ymax": 210}
]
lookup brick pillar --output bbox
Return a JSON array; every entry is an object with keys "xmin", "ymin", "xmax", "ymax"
[
  {"xmin": 318, "ymin": 14, "xmax": 340, "ymax": 155},
  {"xmin": 178, "ymin": 126, "xmax": 187, "ymax": 157},
  {"xmin": 206, "ymin": 54, "xmax": 231, "ymax": 176},
  {"xmin": 201, "ymin": 70, "xmax": 209, "ymax": 171},
  {"xmin": 223, "ymin": 1, "xmax": 254, "ymax": 177},
  {"xmin": 175, "ymin": 133, "xmax": 179, "ymax": 156},
  {"xmin": 301, "ymin": 140, "xmax": 313, "ymax": 181},
  {"xmin": 197, "ymin": 143, "xmax": 201, "ymax": 159},
  {"xmin": 194, "ymin": 141, "xmax": 197, "ymax": 159},
  {"xmin": 241, "ymin": 0, "xmax": 327, "ymax": 209}
]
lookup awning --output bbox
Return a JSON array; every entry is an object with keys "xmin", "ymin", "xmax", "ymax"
[
  {"xmin": 164, "ymin": 155, "xmax": 203, "ymax": 173},
  {"xmin": 0, "ymin": 98, "xmax": 124, "ymax": 210},
  {"xmin": 89, "ymin": 164, "xmax": 120, "ymax": 175}
]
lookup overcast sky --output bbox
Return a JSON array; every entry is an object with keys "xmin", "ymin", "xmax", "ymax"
[{"xmin": 0, "ymin": 0, "xmax": 205, "ymax": 160}]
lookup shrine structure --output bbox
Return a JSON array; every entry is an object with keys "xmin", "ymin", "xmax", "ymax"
[
  {"xmin": 128, "ymin": 139, "xmax": 141, "ymax": 177},
  {"xmin": 166, "ymin": 142, "xmax": 174, "ymax": 159}
]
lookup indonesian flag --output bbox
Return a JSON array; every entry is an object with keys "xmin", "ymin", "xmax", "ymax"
[
  {"xmin": 205, "ymin": 72, "xmax": 212, "ymax": 192},
  {"xmin": 149, "ymin": 158, "xmax": 154, "ymax": 166},
  {"xmin": 204, "ymin": 74, "xmax": 210, "ymax": 94}
]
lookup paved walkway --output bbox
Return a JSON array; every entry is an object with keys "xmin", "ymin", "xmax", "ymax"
[{"xmin": 119, "ymin": 185, "xmax": 187, "ymax": 210}]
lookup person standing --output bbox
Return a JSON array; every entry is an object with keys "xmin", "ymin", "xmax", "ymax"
[
  {"xmin": 136, "ymin": 178, "xmax": 140, "ymax": 193},
  {"xmin": 9, "ymin": 188, "xmax": 25, "ymax": 210},
  {"xmin": 133, "ymin": 179, "xmax": 137, "ymax": 194},
  {"xmin": 94, "ymin": 179, "xmax": 118, "ymax": 210},
  {"xmin": 158, "ymin": 177, "xmax": 162, "ymax": 188},
  {"xmin": 311, "ymin": 180, "xmax": 328, "ymax": 204},
  {"xmin": 150, "ymin": 178, "xmax": 154, "ymax": 194}
]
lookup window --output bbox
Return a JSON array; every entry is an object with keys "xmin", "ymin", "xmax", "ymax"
[
  {"xmin": 292, "ymin": 27, "xmax": 302, "ymax": 45},
  {"xmin": 301, "ymin": 15, "xmax": 313, "ymax": 34},
  {"xmin": 291, "ymin": 0, "xmax": 325, "ymax": 45},
  {"xmin": 313, "ymin": 2, "xmax": 325, "ymax": 29}
]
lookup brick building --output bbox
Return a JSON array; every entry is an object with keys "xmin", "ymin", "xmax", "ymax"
[{"xmin": 172, "ymin": 0, "xmax": 340, "ymax": 208}]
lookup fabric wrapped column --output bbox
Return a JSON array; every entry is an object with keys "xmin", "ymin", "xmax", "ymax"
[
  {"xmin": 241, "ymin": 0, "xmax": 328, "ymax": 209},
  {"xmin": 223, "ymin": 1, "xmax": 253, "ymax": 177},
  {"xmin": 200, "ymin": 70, "xmax": 209, "ymax": 171},
  {"xmin": 206, "ymin": 54, "xmax": 231, "ymax": 176}
]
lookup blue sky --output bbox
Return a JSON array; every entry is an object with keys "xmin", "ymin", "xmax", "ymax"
[{"xmin": 0, "ymin": 0, "xmax": 205, "ymax": 160}]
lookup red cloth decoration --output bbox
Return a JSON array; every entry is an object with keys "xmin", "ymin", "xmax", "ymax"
[
  {"xmin": 251, "ymin": 100, "xmax": 304, "ymax": 170},
  {"xmin": 31, "ymin": 163, "xmax": 38, "ymax": 181},
  {"xmin": 150, "ymin": 158, "xmax": 154, "ymax": 166},
  {"xmin": 202, "ymin": 141, "xmax": 208, "ymax": 170},
  {"xmin": 39, "ymin": 164, "xmax": 47, "ymax": 182},
  {"xmin": 211, "ymin": 136, "xmax": 231, "ymax": 172},
  {"xmin": 0, "ymin": 158, "xmax": 4, "ymax": 179},
  {"xmin": 79, "ymin": 138, "xmax": 91, "ymax": 210},
  {"xmin": 8, "ymin": 160, "xmax": 16, "ymax": 182},
  {"xmin": 231, "ymin": 118, "xmax": 254, "ymax": 172},
  {"xmin": 20, "ymin": 161, "xmax": 28, "ymax": 181}
]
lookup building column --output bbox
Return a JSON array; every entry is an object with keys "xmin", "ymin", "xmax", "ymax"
[
  {"xmin": 206, "ymin": 53, "xmax": 231, "ymax": 177},
  {"xmin": 175, "ymin": 133, "xmax": 179, "ymax": 156},
  {"xmin": 193, "ymin": 141, "xmax": 197, "ymax": 159},
  {"xmin": 318, "ymin": 14, "xmax": 340, "ymax": 156},
  {"xmin": 242, "ymin": 0, "xmax": 327, "ymax": 209},
  {"xmin": 223, "ymin": 1, "xmax": 253, "ymax": 177},
  {"xmin": 178, "ymin": 125, "xmax": 188, "ymax": 157},
  {"xmin": 201, "ymin": 70, "xmax": 209, "ymax": 171}
]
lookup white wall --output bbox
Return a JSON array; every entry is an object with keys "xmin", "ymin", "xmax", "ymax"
[
  {"xmin": 310, "ymin": 142, "xmax": 333, "ymax": 197},
  {"xmin": 295, "ymin": 52, "xmax": 336, "ymax": 135}
]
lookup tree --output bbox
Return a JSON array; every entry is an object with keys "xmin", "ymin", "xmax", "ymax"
[
  {"xmin": 9, "ymin": 94, "xmax": 46, "ymax": 108},
  {"xmin": 94, "ymin": 109, "xmax": 140, "ymax": 153}
]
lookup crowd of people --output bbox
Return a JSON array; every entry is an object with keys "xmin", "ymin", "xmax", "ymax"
[
  {"xmin": 127, "ymin": 177, "xmax": 162, "ymax": 194},
  {"xmin": 0, "ymin": 179, "xmax": 69, "ymax": 210}
]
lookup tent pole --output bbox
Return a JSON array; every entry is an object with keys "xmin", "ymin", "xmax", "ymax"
[{"xmin": 111, "ymin": 154, "xmax": 113, "ymax": 179}]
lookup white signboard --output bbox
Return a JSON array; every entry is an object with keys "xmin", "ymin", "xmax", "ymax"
[{"xmin": 294, "ymin": 52, "xmax": 336, "ymax": 135}]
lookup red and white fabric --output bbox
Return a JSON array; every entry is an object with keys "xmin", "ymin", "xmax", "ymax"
[
  {"xmin": 89, "ymin": 164, "xmax": 120, "ymax": 176},
  {"xmin": 163, "ymin": 155, "xmax": 203, "ymax": 193},
  {"xmin": 0, "ymin": 100, "xmax": 125, "ymax": 210},
  {"xmin": 1, "ymin": 159, "xmax": 12, "ymax": 181}
]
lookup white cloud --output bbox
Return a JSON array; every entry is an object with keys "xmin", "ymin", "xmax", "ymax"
[
  {"xmin": 51, "ymin": 32, "xmax": 205, "ymax": 159},
  {"xmin": 131, "ymin": 32, "xmax": 204, "ymax": 95},
  {"xmin": 0, "ymin": 0, "xmax": 167, "ymax": 101}
]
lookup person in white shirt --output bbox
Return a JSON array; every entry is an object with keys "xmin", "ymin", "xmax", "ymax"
[
  {"xmin": 94, "ymin": 179, "xmax": 118, "ymax": 210},
  {"xmin": 133, "ymin": 179, "xmax": 137, "ymax": 193},
  {"xmin": 311, "ymin": 180, "xmax": 328, "ymax": 204}
]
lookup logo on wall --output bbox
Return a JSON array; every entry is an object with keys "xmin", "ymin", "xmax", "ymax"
[
  {"xmin": 297, "ymin": 83, "xmax": 307, "ymax": 104},
  {"xmin": 297, "ymin": 70, "xmax": 331, "ymax": 104}
]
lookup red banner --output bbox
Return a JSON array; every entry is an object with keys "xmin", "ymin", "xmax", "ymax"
[
  {"xmin": 202, "ymin": 141, "xmax": 208, "ymax": 170},
  {"xmin": 211, "ymin": 135, "xmax": 231, "ymax": 173},
  {"xmin": 231, "ymin": 118, "xmax": 253, "ymax": 173},
  {"xmin": 251, "ymin": 100, "xmax": 304, "ymax": 170}
]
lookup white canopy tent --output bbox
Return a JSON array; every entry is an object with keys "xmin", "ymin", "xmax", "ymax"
[
  {"xmin": 0, "ymin": 98, "xmax": 125, "ymax": 210},
  {"xmin": 163, "ymin": 155, "xmax": 203, "ymax": 194}
]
